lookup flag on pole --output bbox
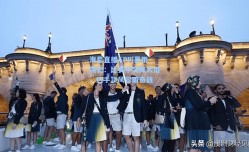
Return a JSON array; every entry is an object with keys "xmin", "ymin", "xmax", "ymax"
[
  {"xmin": 103, "ymin": 14, "xmax": 117, "ymax": 90},
  {"xmin": 59, "ymin": 54, "xmax": 67, "ymax": 63}
]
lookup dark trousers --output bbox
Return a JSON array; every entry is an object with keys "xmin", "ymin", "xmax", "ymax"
[{"xmin": 162, "ymin": 140, "xmax": 176, "ymax": 152}]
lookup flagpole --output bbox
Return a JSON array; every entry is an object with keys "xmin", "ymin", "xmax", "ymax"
[{"xmin": 107, "ymin": 11, "xmax": 129, "ymax": 94}]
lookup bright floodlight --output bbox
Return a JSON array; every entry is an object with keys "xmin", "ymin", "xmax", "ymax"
[
  {"xmin": 176, "ymin": 21, "xmax": 180, "ymax": 27},
  {"xmin": 48, "ymin": 32, "xmax": 52, "ymax": 38},
  {"xmin": 210, "ymin": 19, "xmax": 215, "ymax": 25},
  {"xmin": 23, "ymin": 35, "xmax": 27, "ymax": 40}
]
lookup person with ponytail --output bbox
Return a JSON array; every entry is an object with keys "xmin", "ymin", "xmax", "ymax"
[
  {"xmin": 184, "ymin": 76, "xmax": 217, "ymax": 152},
  {"xmin": 5, "ymin": 89, "xmax": 27, "ymax": 152},
  {"xmin": 84, "ymin": 81, "xmax": 110, "ymax": 152},
  {"xmin": 22, "ymin": 93, "xmax": 42, "ymax": 150},
  {"xmin": 155, "ymin": 83, "xmax": 180, "ymax": 152}
]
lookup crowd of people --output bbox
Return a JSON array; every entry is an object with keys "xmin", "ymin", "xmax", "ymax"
[{"xmin": 4, "ymin": 74, "xmax": 243, "ymax": 152}]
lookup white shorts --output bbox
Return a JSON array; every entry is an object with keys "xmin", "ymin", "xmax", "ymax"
[
  {"xmin": 56, "ymin": 114, "xmax": 67, "ymax": 129},
  {"xmin": 213, "ymin": 130, "xmax": 236, "ymax": 145},
  {"xmin": 46, "ymin": 118, "xmax": 55, "ymax": 127},
  {"xmin": 73, "ymin": 121, "xmax": 83, "ymax": 132},
  {"xmin": 122, "ymin": 113, "xmax": 140, "ymax": 136},
  {"xmin": 109, "ymin": 114, "xmax": 122, "ymax": 131}
]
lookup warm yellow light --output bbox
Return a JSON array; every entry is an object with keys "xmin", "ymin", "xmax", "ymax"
[
  {"xmin": 210, "ymin": 19, "xmax": 215, "ymax": 25},
  {"xmin": 48, "ymin": 32, "xmax": 52, "ymax": 38},
  {"xmin": 23, "ymin": 35, "xmax": 27, "ymax": 40},
  {"xmin": 176, "ymin": 21, "xmax": 180, "ymax": 27}
]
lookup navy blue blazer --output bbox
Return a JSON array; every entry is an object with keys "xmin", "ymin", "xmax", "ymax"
[
  {"xmin": 43, "ymin": 96, "xmax": 56, "ymax": 119},
  {"xmin": 117, "ymin": 86, "xmax": 148, "ymax": 123},
  {"xmin": 28, "ymin": 101, "xmax": 42, "ymax": 124},
  {"xmin": 117, "ymin": 72, "xmax": 148, "ymax": 122},
  {"xmin": 85, "ymin": 92, "xmax": 110, "ymax": 129},
  {"xmin": 170, "ymin": 92, "xmax": 185, "ymax": 126},
  {"xmin": 184, "ymin": 87, "xmax": 212, "ymax": 130},
  {"xmin": 54, "ymin": 82, "xmax": 68, "ymax": 115},
  {"xmin": 11, "ymin": 99, "xmax": 27, "ymax": 125},
  {"xmin": 209, "ymin": 96, "xmax": 240, "ymax": 131}
]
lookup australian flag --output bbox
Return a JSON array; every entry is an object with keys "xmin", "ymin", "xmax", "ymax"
[{"xmin": 103, "ymin": 15, "xmax": 117, "ymax": 90}]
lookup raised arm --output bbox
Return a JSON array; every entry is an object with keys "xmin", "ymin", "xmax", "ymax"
[
  {"xmin": 118, "ymin": 72, "xmax": 125, "ymax": 88},
  {"xmin": 54, "ymin": 82, "xmax": 63, "ymax": 95}
]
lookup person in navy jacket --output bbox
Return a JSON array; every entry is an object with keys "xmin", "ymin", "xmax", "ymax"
[
  {"xmin": 53, "ymin": 81, "xmax": 68, "ymax": 150},
  {"xmin": 22, "ymin": 93, "xmax": 42, "ymax": 150},
  {"xmin": 209, "ymin": 84, "xmax": 241, "ymax": 152},
  {"xmin": 102, "ymin": 80, "xmax": 128, "ymax": 152},
  {"xmin": 71, "ymin": 86, "xmax": 88, "ymax": 151},
  {"xmin": 5, "ymin": 89, "xmax": 27, "ymax": 152},
  {"xmin": 117, "ymin": 73, "xmax": 148, "ymax": 152},
  {"xmin": 43, "ymin": 91, "xmax": 57, "ymax": 145},
  {"xmin": 184, "ymin": 76, "xmax": 217, "ymax": 152},
  {"xmin": 83, "ymin": 82, "xmax": 110, "ymax": 152}
]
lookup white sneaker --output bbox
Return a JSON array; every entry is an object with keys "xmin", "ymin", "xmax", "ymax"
[
  {"xmin": 153, "ymin": 146, "xmax": 159, "ymax": 151},
  {"xmin": 140, "ymin": 144, "xmax": 142, "ymax": 149},
  {"xmin": 176, "ymin": 149, "xmax": 180, "ymax": 152},
  {"xmin": 77, "ymin": 144, "xmax": 81, "ymax": 149},
  {"xmin": 53, "ymin": 143, "xmax": 61, "ymax": 148},
  {"xmin": 29, "ymin": 145, "xmax": 35, "ymax": 150},
  {"xmin": 46, "ymin": 141, "xmax": 56, "ymax": 146},
  {"xmin": 57, "ymin": 144, "xmax": 66, "ymax": 150},
  {"xmin": 109, "ymin": 147, "xmax": 114, "ymax": 151},
  {"xmin": 21, "ymin": 145, "xmax": 30, "ymax": 150},
  {"xmin": 115, "ymin": 149, "xmax": 122, "ymax": 152},
  {"xmin": 147, "ymin": 144, "xmax": 156, "ymax": 150},
  {"xmin": 43, "ymin": 141, "xmax": 47, "ymax": 144},
  {"xmin": 71, "ymin": 146, "xmax": 80, "ymax": 151},
  {"xmin": 87, "ymin": 143, "xmax": 92, "ymax": 149}
]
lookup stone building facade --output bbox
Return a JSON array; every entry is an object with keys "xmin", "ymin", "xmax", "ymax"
[{"xmin": 0, "ymin": 34, "xmax": 249, "ymax": 124}]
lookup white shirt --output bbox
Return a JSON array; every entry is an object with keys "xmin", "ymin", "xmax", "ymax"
[
  {"xmin": 221, "ymin": 99, "xmax": 226, "ymax": 109},
  {"xmin": 125, "ymin": 90, "xmax": 135, "ymax": 113},
  {"xmin": 93, "ymin": 97, "xmax": 100, "ymax": 113},
  {"xmin": 107, "ymin": 92, "xmax": 120, "ymax": 114}
]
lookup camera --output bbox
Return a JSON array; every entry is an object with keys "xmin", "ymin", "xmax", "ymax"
[{"xmin": 224, "ymin": 90, "xmax": 231, "ymax": 96}]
